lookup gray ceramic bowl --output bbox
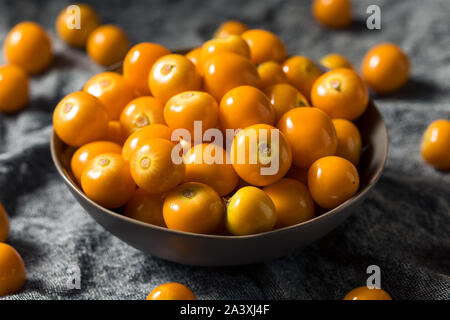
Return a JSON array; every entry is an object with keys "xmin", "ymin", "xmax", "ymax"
[{"xmin": 51, "ymin": 98, "xmax": 388, "ymax": 266}]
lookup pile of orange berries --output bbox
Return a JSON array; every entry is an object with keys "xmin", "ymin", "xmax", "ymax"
[
  {"xmin": 53, "ymin": 18, "xmax": 372, "ymax": 238},
  {"xmin": 0, "ymin": 1, "xmax": 448, "ymax": 299}
]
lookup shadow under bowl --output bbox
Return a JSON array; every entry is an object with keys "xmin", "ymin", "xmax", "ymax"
[{"xmin": 51, "ymin": 100, "xmax": 388, "ymax": 266}]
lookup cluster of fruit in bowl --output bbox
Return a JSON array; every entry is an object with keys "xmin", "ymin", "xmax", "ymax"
[
  {"xmin": 1, "ymin": 0, "xmax": 449, "ymax": 299},
  {"xmin": 51, "ymin": 19, "xmax": 399, "ymax": 237}
]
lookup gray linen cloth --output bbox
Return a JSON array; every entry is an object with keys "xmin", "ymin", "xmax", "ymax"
[{"xmin": 0, "ymin": 0, "xmax": 449, "ymax": 300}]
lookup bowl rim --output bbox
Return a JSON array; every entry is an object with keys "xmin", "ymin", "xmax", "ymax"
[{"xmin": 50, "ymin": 101, "xmax": 389, "ymax": 241}]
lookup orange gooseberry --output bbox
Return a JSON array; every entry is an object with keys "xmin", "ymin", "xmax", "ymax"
[
  {"xmin": 53, "ymin": 91, "xmax": 109, "ymax": 147},
  {"xmin": 263, "ymin": 178, "xmax": 315, "ymax": 228},
  {"xmin": 343, "ymin": 286, "xmax": 392, "ymax": 300},
  {"xmin": 264, "ymin": 83, "xmax": 309, "ymax": 122},
  {"xmin": 124, "ymin": 188, "xmax": 166, "ymax": 227},
  {"xmin": 81, "ymin": 153, "xmax": 135, "ymax": 209},
  {"xmin": 122, "ymin": 124, "xmax": 172, "ymax": 161},
  {"xmin": 257, "ymin": 61, "xmax": 289, "ymax": 89},
  {"xmin": 87, "ymin": 24, "xmax": 130, "ymax": 66},
  {"xmin": 84, "ymin": 72, "xmax": 135, "ymax": 120},
  {"xmin": 149, "ymin": 54, "xmax": 201, "ymax": 104},
  {"xmin": 286, "ymin": 165, "xmax": 309, "ymax": 185},
  {"xmin": 119, "ymin": 96, "xmax": 165, "ymax": 138},
  {"xmin": 184, "ymin": 143, "xmax": 239, "ymax": 196},
  {"xmin": 214, "ymin": 20, "xmax": 248, "ymax": 39},
  {"xmin": 130, "ymin": 139, "xmax": 185, "ymax": 194},
  {"xmin": 56, "ymin": 4, "xmax": 100, "ymax": 48},
  {"xmin": 203, "ymin": 52, "xmax": 260, "ymax": 101},
  {"xmin": 308, "ymin": 156, "xmax": 359, "ymax": 209},
  {"xmin": 332, "ymin": 119, "xmax": 362, "ymax": 166},
  {"xmin": 0, "ymin": 203, "xmax": 9, "ymax": 242},
  {"xmin": 105, "ymin": 121, "xmax": 126, "ymax": 145},
  {"xmin": 241, "ymin": 29, "xmax": 287, "ymax": 65},
  {"xmin": 311, "ymin": 68, "xmax": 369, "ymax": 121},
  {"xmin": 163, "ymin": 182, "xmax": 224, "ymax": 234},
  {"xmin": 421, "ymin": 119, "xmax": 450, "ymax": 170},
  {"xmin": 226, "ymin": 186, "xmax": 276, "ymax": 236},
  {"xmin": 320, "ymin": 53, "xmax": 352, "ymax": 70},
  {"xmin": 312, "ymin": 0, "xmax": 352, "ymax": 29},
  {"xmin": 231, "ymin": 124, "xmax": 292, "ymax": 186},
  {"xmin": 277, "ymin": 107, "xmax": 337, "ymax": 168},
  {"xmin": 164, "ymin": 91, "xmax": 219, "ymax": 136},
  {"xmin": 219, "ymin": 85, "xmax": 275, "ymax": 131},
  {"xmin": 0, "ymin": 243, "xmax": 26, "ymax": 296},
  {"xmin": 282, "ymin": 56, "xmax": 323, "ymax": 100},
  {"xmin": 185, "ymin": 47, "xmax": 203, "ymax": 75},
  {"xmin": 361, "ymin": 43, "xmax": 410, "ymax": 94},
  {"xmin": 123, "ymin": 42, "xmax": 170, "ymax": 96},
  {"xmin": 201, "ymin": 35, "xmax": 250, "ymax": 69},
  {"xmin": 71, "ymin": 141, "xmax": 122, "ymax": 183},
  {"xmin": 0, "ymin": 65, "xmax": 29, "ymax": 113},
  {"xmin": 147, "ymin": 282, "xmax": 196, "ymax": 300},
  {"xmin": 3, "ymin": 22, "xmax": 52, "ymax": 74}
]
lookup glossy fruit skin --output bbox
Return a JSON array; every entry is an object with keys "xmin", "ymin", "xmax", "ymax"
[
  {"xmin": 421, "ymin": 119, "xmax": 450, "ymax": 170},
  {"xmin": 257, "ymin": 61, "xmax": 289, "ymax": 89},
  {"xmin": 130, "ymin": 139, "xmax": 185, "ymax": 194},
  {"xmin": 122, "ymin": 124, "xmax": 172, "ymax": 161},
  {"xmin": 56, "ymin": 4, "xmax": 100, "ymax": 48},
  {"xmin": 84, "ymin": 72, "xmax": 135, "ymax": 120},
  {"xmin": 343, "ymin": 286, "xmax": 392, "ymax": 300},
  {"xmin": 105, "ymin": 120, "xmax": 126, "ymax": 145},
  {"xmin": 277, "ymin": 107, "xmax": 337, "ymax": 168},
  {"xmin": 311, "ymin": 68, "xmax": 369, "ymax": 121},
  {"xmin": 320, "ymin": 53, "xmax": 352, "ymax": 70},
  {"xmin": 219, "ymin": 85, "xmax": 275, "ymax": 131},
  {"xmin": 120, "ymin": 96, "xmax": 165, "ymax": 138},
  {"xmin": 0, "ymin": 203, "xmax": 9, "ymax": 242},
  {"xmin": 185, "ymin": 47, "xmax": 203, "ymax": 76},
  {"xmin": 149, "ymin": 54, "xmax": 201, "ymax": 104},
  {"xmin": 226, "ymin": 186, "xmax": 276, "ymax": 236},
  {"xmin": 123, "ymin": 42, "xmax": 170, "ymax": 96},
  {"xmin": 81, "ymin": 153, "xmax": 136, "ymax": 209},
  {"xmin": 3, "ymin": 22, "xmax": 52, "ymax": 74},
  {"xmin": 203, "ymin": 52, "xmax": 260, "ymax": 101},
  {"xmin": 164, "ymin": 91, "xmax": 219, "ymax": 136},
  {"xmin": 308, "ymin": 156, "xmax": 359, "ymax": 209},
  {"xmin": 0, "ymin": 65, "xmax": 29, "ymax": 113},
  {"xmin": 312, "ymin": 0, "xmax": 352, "ymax": 29},
  {"xmin": 0, "ymin": 243, "xmax": 26, "ymax": 296},
  {"xmin": 163, "ymin": 182, "xmax": 224, "ymax": 234},
  {"xmin": 361, "ymin": 43, "xmax": 410, "ymax": 94},
  {"xmin": 147, "ymin": 282, "xmax": 196, "ymax": 300},
  {"xmin": 332, "ymin": 119, "xmax": 362, "ymax": 166},
  {"xmin": 53, "ymin": 91, "xmax": 109, "ymax": 147},
  {"xmin": 184, "ymin": 143, "xmax": 239, "ymax": 196},
  {"xmin": 214, "ymin": 20, "xmax": 248, "ymax": 39},
  {"xmin": 241, "ymin": 29, "xmax": 287, "ymax": 65},
  {"xmin": 263, "ymin": 178, "xmax": 315, "ymax": 229},
  {"xmin": 264, "ymin": 83, "xmax": 309, "ymax": 122},
  {"xmin": 125, "ymin": 188, "xmax": 166, "ymax": 227},
  {"xmin": 71, "ymin": 141, "xmax": 122, "ymax": 183},
  {"xmin": 87, "ymin": 24, "xmax": 130, "ymax": 66},
  {"xmin": 231, "ymin": 124, "xmax": 292, "ymax": 186},
  {"xmin": 201, "ymin": 35, "xmax": 250, "ymax": 70},
  {"xmin": 283, "ymin": 56, "xmax": 323, "ymax": 100}
]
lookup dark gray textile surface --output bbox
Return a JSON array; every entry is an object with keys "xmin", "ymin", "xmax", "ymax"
[{"xmin": 0, "ymin": 0, "xmax": 449, "ymax": 300}]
